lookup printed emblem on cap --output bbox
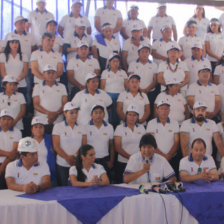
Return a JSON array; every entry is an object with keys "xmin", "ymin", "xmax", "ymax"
[{"xmin": 25, "ymin": 141, "xmax": 31, "ymax": 146}]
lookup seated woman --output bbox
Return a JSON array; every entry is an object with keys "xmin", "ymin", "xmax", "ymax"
[
  {"xmin": 123, "ymin": 133, "xmax": 176, "ymax": 184},
  {"xmin": 69, "ymin": 144, "xmax": 110, "ymax": 187},
  {"xmin": 179, "ymin": 138, "xmax": 219, "ymax": 182},
  {"xmin": 31, "ymin": 116, "xmax": 56, "ymax": 185}
]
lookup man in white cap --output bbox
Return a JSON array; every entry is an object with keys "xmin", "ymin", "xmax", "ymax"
[
  {"xmin": 67, "ymin": 41, "xmax": 100, "ymax": 100},
  {"xmin": 152, "ymin": 25, "xmax": 173, "ymax": 65},
  {"xmin": 128, "ymin": 44, "xmax": 157, "ymax": 119},
  {"xmin": 122, "ymin": 23, "xmax": 150, "ymax": 71},
  {"xmin": 30, "ymin": 32, "xmax": 63, "ymax": 85},
  {"xmin": 121, "ymin": 5, "xmax": 147, "ymax": 40},
  {"xmin": 0, "ymin": 109, "xmax": 21, "ymax": 189},
  {"xmin": 63, "ymin": 18, "xmax": 92, "ymax": 61},
  {"xmin": 32, "ymin": 64, "xmax": 68, "ymax": 132},
  {"xmin": 148, "ymin": 3, "xmax": 177, "ymax": 41},
  {"xmin": 27, "ymin": 0, "xmax": 54, "ymax": 43},
  {"xmin": 180, "ymin": 101, "xmax": 224, "ymax": 159},
  {"xmin": 178, "ymin": 20, "xmax": 205, "ymax": 61},
  {"xmin": 5, "ymin": 137, "xmax": 51, "ymax": 194},
  {"xmin": 187, "ymin": 64, "xmax": 221, "ymax": 121},
  {"xmin": 185, "ymin": 43, "xmax": 211, "ymax": 85},
  {"xmin": 45, "ymin": 19, "xmax": 63, "ymax": 54},
  {"xmin": 146, "ymin": 99, "xmax": 180, "ymax": 174},
  {"xmin": 58, "ymin": 0, "xmax": 91, "ymax": 40},
  {"xmin": 72, "ymin": 72, "xmax": 112, "ymax": 125},
  {"xmin": 94, "ymin": 0, "xmax": 122, "ymax": 38},
  {"xmin": 85, "ymin": 104, "xmax": 114, "ymax": 181}
]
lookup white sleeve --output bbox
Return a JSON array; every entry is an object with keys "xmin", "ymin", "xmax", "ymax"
[
  {"xmin": 69, "ymin": 166, "xmax": 78, "ymax": 176},
  {"xmin": 19, "ymin": 93, "xmax": 26, "ymax": 105},
  {"xmin": 186, "ymin": 84, "xmax": 195, "ymax": 97},
  {"xmin": 122, "ymin": 40, "xmax": 129, "ymax": 52},
  {"xmin": 125, "ymin": 155, "xmax": 138, "ymax": 173},
  {"xmin": 14, "ymin": 129, "xmax": 22, "ymax": 142},
  {"xmin": 179, "ymin": 157, "xmax": 188, "ymax": 172},
  {"xmin": 30, "ymin": 50, "xmax": 38, "ymax": 62},
  {"xmin": 60, "ymin": 84, "xmax": 68, "ymax": 96},
  {"xmin": 32, "ymin": 84, "xmax": 40, "ymax": 97},
  {"xmin": 52, "ymin": 123, "xmax": 61, "ymax": 136},
  {"xmin": 114, "ymin": 125, "xmax": 123, "ymax": 137},
  {"xmin": 93, "ymin": 58, "xmax": 100, "ymax": 70},
  {"xmin": 5, "ymin": 162, "xmax": 16, "ymax": 179},
  {"xmin": 0, "ymin": 53, "xmax": 6, "ymax": 63},
  {"xmin": 96, "ymin": 164, "xmax": 107, "ymax": 178},
  {"xmin": 101, "ymin": 70, "xmax": 107, "ymax": 80},
  {"xmin": 66, "ymin": 59, "xmax": 74, "ymax": 71},
  {"xmin": 180, "ymin": 121, "xmax": 190, "ymax": 133},
  {"xmin": 128, "ymin": 62, "xmax": 135, "ymax": 73},
  {"xmin": 162, "ymin": 157, "xmax": 175, "ymax": 179},
  {"xmin": 117, "ymin": 92, "xmax": 125, "ymax": 103}
]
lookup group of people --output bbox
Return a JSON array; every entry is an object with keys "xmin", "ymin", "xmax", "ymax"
[{"xmin": 1, "ymin": 0, "xmax": 224, "ymax": 193}]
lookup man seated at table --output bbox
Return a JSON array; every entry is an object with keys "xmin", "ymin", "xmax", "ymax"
[
  {"xmin": 179, "ymin": 138, "xmax": 219, "ymax": 182},
  {"xmin": 5, "ymin": 137, "xmax": 51, "ymax": 194},
  {"xmin": 123, "ymin": 133, "xmax": 176, "ymax": 184}
]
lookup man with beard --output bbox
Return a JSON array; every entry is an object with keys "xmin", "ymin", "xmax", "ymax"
[{"xmin": 180, "ymin": 101, "xmax": 224, "ymax": 159}]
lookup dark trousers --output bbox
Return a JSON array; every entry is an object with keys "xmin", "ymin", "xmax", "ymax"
[
  {"xmin": 95, "ymin": 156, "xmax": 111, "ymax": 182},
  {"xmin": 56, "ymin": 164, "xmax": 70, "ymax": 186},
  {"xmin": 114, "ymin": 161, "xmax": 127, "ymax": 184},
  {"xmin": 0, "ymin": 164, "xmax": 7, "ymax": 189}
]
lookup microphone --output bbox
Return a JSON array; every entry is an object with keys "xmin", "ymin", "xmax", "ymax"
[
  {"xmin": 152, "ymin": 185, "xmax": 167, "ymax": 194},
  {"xmin": 145, "ymin": 158, "xmax": 149, "ymax": 164},
  {"xmin": 174, "ymin": 182, "xmax": 186, "ymax": 192},
  {"xmin": 139, "ymin": 184, "xmax": 149, "ymax": 194},
  {"xmin": 166, "ymin": 182, "xmax": 178, "ymax": 193}
]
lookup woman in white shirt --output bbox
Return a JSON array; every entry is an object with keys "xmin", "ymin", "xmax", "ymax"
[
  {"xmin": 114, "ymin": 104, "xmax": 145, "ymax": 183},
  {"xmin": 69, "ymin": 144, "xmax": 109, "ymax": 187},
  {"xmin": 205, "ymin": 18, "xmax": 224, "ymax": 77},
  {"xmin": 0, "ymin": 34, "xmax": 28, "ymax": 100},
  {"xmin": 101, "ymin": 53, "xmax": 128, "ymax": 127}
]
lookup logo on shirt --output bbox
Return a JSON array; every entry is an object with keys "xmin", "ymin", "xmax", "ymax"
[
  {"xmin": 9, "ymin": 136, "xmax": 14, "ymax": 140},
  {"xmin": 168, "ymin": 129, "xmax": 173, "ymax": 132},
  {"xmin": 103, "ymin": 132, "xmax": 108, "ymax": 135},
  {"xmin": 33, "ymin": 172, "xmax": 39, "ymax": 176}
]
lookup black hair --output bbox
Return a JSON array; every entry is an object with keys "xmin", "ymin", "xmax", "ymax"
[
  {"xmin": 19, "ymin": 152, "xmax": 28, "ymax": 157},
  {"xmin": 207, "ymin": 18, "xmax": 221, "ymax": 33},
  {"xmin": 186, "ymin": 20, "xmax": 197, "ymax": 27},
  {"xmin": 76, "ymin": 144, "xmax": 94, "ymax": 182},
  {"xmin": 193, "ymin": 6, "xmax": 205, "ymax": 18},
  {"xmin": 191, "ymin": 138, "xmax": 206, "ymax": 149},
  {"xmin": 128, "ymin": 75, "xmax": 143, "ymax": 98},
  {"xmin": 217, "ymin": 57, "xmax": 224, "ymax": 65},
  {"xmin": 42, "ymin": 32, "xmax": 55, "ymax": 39},
  {"xmin": 91, "ymin": 105, "xmax": 104, "ymax": 114},
  {"xmin": 139, "ymin": 133, "xmax": 157, "ymax": 149},
  {"xmin": 4, "ymin": 40, "xmax": 22, "ymax": 62}
]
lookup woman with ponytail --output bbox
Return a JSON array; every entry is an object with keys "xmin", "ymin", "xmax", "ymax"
[{"xmin": 69, "ymin": 144, "xmax": 110, "ymax": 187}]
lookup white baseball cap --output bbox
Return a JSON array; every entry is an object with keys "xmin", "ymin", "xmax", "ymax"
[
  {"xmin": 128, "ymin": 74, "xmax": 141, "ymax": 81},
  {"xmin": 193, "ymin": 101, "xmax": 207, "ymax": 110},
  {"xmin": 18, "ymin": 137, "xmax": 38, "ymax": 153},
  {"xmin": 165, "ymin": 77, "xmax": 181, "ymax": 85},
  {"xmin": 75, "ymin": 18, "xmax": 86, "ymax": 28},
  {"xmin": 72, "ymin": 0, "xmax": 83, "ymax": 6},
  {"xmin": 158, "ymin": 3, "xmax": 167, "ymax": 8},
  {"xmin": 157, "ymin": 99, "xmax": 170, "ymax": 107},
  {"xmin": 191, "ymin": 43, "xmax": 203, "ymax": 50},
  {"xmin": 43, "ymin": 64, "xmax": 57, "ymax": 72},
  {"xmin": 167, "ymin": 42, "xmax": 181, "ymax": 52},
  {"xmin": 63, "ymin": 102, "xmax": 80, "ymax": 112},
  {"xmin": 85, "ymin": 73, "xmax": 98, "ymax": 82},
  {"xmin": 160, "ymin": 25, "xmax": 171, "ymax": 33},
  {"xmin": 14, "ymin": 16, "xmax": 28, "ymax": 25},
  {"xmin": 78, "ymin": 40, "xmax": 89, "ymax": 48},
  {"xmin": 130, "ymin": 5, "xmax": 139, "ymax": 10},
  {"xmin": 108, "ymin": 53, "xmax": 120, "ymax": 61},
  {"xmin": 138, "ymin": 44, "xmax": 151, "ymax": 52},
  {"xmin": 36, "ymin": 0, "xmax": 46, "ymax": 3},
  {"xmin": 46, "ymin": 19, "xmax": 57, "ymax": 27},
  {"xmin": 197, "ymin": 63, "xmax": 211, "ymax": 73},
  {"xmin": 91, "ymin": 104, "xmax": 105, "ymax": 113},
  {"xmin": 31, "ymin": 116, "xmax": 48, "ymax": 126},
  {"xmin": 126, "ymin": 104, "xmax": 139, "ymax": 115},
  {"xmin": 131, "ymin": 22, "xmax": 143, "ymax": 32},
  {"xmin": 0, "ymin": 109, "xmax": 14, "ymax": 119},
  {"xmin": 6, "ymin": 33, "xmax": 20, "ymax": 42},
  {"xmin": 2, "ymin": 75, "xmax": 18, "ymax": 84}
]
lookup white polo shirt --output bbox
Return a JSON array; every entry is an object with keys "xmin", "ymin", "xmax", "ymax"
[
  {"xmin": 189, "ymin": 17, "xmax": 209, "ymax": 40},
  {"xmin": 205, "ymin": 33, "xmax": 224, "ymax": 62},
  {"xmin": 0, "ymin": 53, "xmax": 28, "ymax": 88},
  {"xmin": 152, "ymin": 39, "xmax": 173, "ymax": 65},
  {"xmin": 185, "ymin": 56, "xmax": 211, "ymax": 85},
  {"xmin": 101, "ymin": 68, "xmax": 128, "ymax": 93},
  {"xmin": 187, "ymin": 80, "xmax": 220, "ymax": 113},
  {"xmin": 0, "ymin": 127, "xmax": 21, "ymax": 163},
  {"xmin": 92, "ymin": 36, "xmax": 120, "ymax": 60},
  {"xmin": 95, "ymin": 7, "xmax": 122, "ymax": 37},
  {"xmin": 125, "ymin": 152, "xmax": 175, "ymax": 184},
  {"xmin": 178, "ymin": 35, "xmax": 204, "ymax": 60},
  {"xmin": 59, "ymin": 14, "xmax": 90, "ymax": 41},
  {"xmin": 32, "ymin": 81, "xmax": 67, "ymax": 124},
  {"xmin": 179, "ymin": 154, "xmax": 216, "ymax": 175},
  {"xmin": 219, "ymin": 13, "xmax": 224, "ymax": 33},
  {"xmin": 214, "ymin": 64, "xmax": 224, "ymax": 84},
  {"xmin": 52, "ymin": 121, "xmax": 85, "ymax": 167},
  {"xmin": 122, "ymin": 37, "xmax": 151, "ymax": 66},
  {"xmin": 0, "ymin": 92, "xmax": 26, "ymax": 130},
  {"xmin": 155, "ymin": 91, "xmax": 186, "ymax": 124},
  {"xmin": 35, "ymin": 139, "xmax": 48, "ymax": 164},
  {"xmin": 128, "ymin": 59, "xmax": 157, "ymax": 90},
  {"xmin": 28, "ymin": 9, "xmax": 54, "ymax": 43},
  {"xmin": 114, "ymin": 123, "xmax": 145, "ymax": 163},
  {"xmin": 122, "ymin": 19, "xmax": 146, "ymax": 38},
  {"xmin": 72, "ymin": 89, "xmax": 112, "ymax": 125},
  {"xmin": 158, "ymin": 60, "xmax": 189, "ymax": 92},
  {"xmin": 218, "ymin": 83, "xmax": 224, "ymax": 113},
  {"xmin": 180, "ymin": 117, "xmax": 219, "ymax": 155},
  {"xmin": 148, "ymin": 15, "xmax": 176, "ymax": 41},
  {"xmin": 117, "ymin": 90, "xmax": 150, "ymax": 122},
  {"xmin": 30, "ymin": 48, "xmax": 63, "ymax": 84},
  {"xmin": 146, "ymin": 118, "xmax": 179, "ymax": 154},
  {"xmin": 64, "ymin": 32, "xmax": 92, "ymax": 61},
  {"xmin": 52, "ymin": 35, "xmax": 63, "ymax": 54},
  {"xmin": 67, "ymin": 56, "xmax": 100, "ymax": 86},
  {"xmin": 5, "ymin": 31, "xmax": 36, "ymax": 60},
  {"xmin": 218, "ymin": 122, "xmax": 224, "ymax": 162},
  {"xmin": 0, "ymin": 40, "xmax": 6, "ymax": 51},
  {"xmin": 85, "ymin": 120, "xmax": 113, "ymax": 159},
  {"xmin": 5, "ymin": 159, "xmax": 50, "ymax": 185},
  {"xmin": 69, "ymin": 163, "xmax": 106, "ymax": 182}
]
